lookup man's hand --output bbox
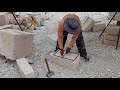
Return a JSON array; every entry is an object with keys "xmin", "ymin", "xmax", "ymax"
[
  {"xmin": 66, "ymin": 47, "xmax": 71, "ymax": 54},
  {"xmin": 60, "ymin": 49, "xmax": 65, "ymax": 58}
]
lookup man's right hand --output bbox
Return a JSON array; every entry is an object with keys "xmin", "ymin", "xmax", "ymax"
[{"xmin": 60, "ymin": 49, "xmax": 65, "ymax": 58}]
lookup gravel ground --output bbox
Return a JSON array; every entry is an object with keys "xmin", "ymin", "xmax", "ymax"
[{"xmin": 1, "ymin": 12, "xmax": 120, "ymax": 78}]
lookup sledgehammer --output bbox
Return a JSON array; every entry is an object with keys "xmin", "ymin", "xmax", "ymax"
[{"xmin": 45, "ymin": 58, "xmax": 54, "ymax": 78}]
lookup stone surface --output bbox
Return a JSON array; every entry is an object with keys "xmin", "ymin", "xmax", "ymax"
[
  {"xmin": 47, "ymin": 34, "xmax": 58, "ymax": 44},
  {"xmin": 104, "ymin": 34, "xmax": 120, "ymax": 42},
  {"xmin": 92, "ymin": 22, "xmax": 106, "ymax": 32},
  {"xmin": 103, "ymin": 39, "xmax": 120, "ymax": 47},
  {"xmin": 16, "ymin": 58, "xmax": 36, "ymax": 78},
  {"xmin": 0, "ymin": 24, "xmax": 13, "ymax": 30},
  {"xmin": 47, "ymin": 50, "xmax": 80, "ymax": 70},
  {"xmin": 0, "ymin": 29, "xmax": 34, "ymax": 60},
  {"xmin": 82, "ymin": 17, "xmax": 95, "ymax": 32},
  {"xmin": 104, "ymin": 25, "xmax": 120, "ymax": 35}
]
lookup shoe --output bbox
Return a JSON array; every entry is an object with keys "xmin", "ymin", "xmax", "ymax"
[
  {"xmin": 54, "ymin": 49, "xmax": 59, "ymax": 52},
  {"xmin": 81, "ymin": 55, "xmax": 90, "ymax": 62}
]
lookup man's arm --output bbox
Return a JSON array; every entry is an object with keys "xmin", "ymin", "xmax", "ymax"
[
  {"xmin": 58, "ymin": 22, "xmax": 64, "ymax": 50},
  {"xmin": 67, "ymin": 32, "xmax": 80, "ymax": 48}
]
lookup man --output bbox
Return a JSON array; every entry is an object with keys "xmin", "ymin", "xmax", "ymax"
[{"xmin": 54, "ymin": 14, "xmax": 90, "ymax": 61}]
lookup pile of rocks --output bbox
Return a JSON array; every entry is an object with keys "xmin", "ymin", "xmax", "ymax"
[{"xmin": 0, "ymin": 12, "xmax": 50, "ymax": 32}]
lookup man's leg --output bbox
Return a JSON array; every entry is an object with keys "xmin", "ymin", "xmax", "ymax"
[
  {"xmin": 54, "ymin": 31, "xmax": 68, "ymax": 52},
  {"xmin": 76, "ymin": 32, "xmax": 89, "ymax": 61}
]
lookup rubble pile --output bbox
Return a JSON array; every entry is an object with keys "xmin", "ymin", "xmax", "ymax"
[{"xmin": 0, "ymin": 12, "xmax": 50, "ymax": 32}]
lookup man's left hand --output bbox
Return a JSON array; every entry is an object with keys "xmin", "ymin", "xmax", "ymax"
[{"xmin": 66, "ymin": 47, "xmax": 71, "ymax": 54}]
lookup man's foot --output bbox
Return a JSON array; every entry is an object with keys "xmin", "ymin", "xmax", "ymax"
[
  {"xmin": 81, "ymin": 55, "xmax": 90, "ymax": 62},
  {"xmin": 54, "ymin": 49, "xmax": 59, "ymax": 52}
]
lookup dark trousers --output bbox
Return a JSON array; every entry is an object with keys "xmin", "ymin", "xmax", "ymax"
[{"xmin": 55, "ymin": 31, "xmax": 87, "ymax": 57}]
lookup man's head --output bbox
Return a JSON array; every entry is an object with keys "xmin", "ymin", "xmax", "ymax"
[{"xmin": 64, "ymin": 18, "xmax": 81, "ymax": 34}]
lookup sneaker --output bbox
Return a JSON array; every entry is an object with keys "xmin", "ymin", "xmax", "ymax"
[
  {"xmin": 81, "ymin": 55, "xmax": 90, "ymax": 62},
  {"xmin": 54, "ymin": 49, "xmax": 59, "ymax": 52}
]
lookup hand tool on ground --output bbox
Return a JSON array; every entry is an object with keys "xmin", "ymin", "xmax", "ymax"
[{"xmin": 45, "ymin": 58, "xmax": 54, "ymax": 78}]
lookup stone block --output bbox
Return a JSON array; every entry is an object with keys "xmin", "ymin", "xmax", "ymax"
[
  {"xmin": 103, "ymin": 39, "xmax": 120, "ymax": 47},
  {"xmin": 92, "ymin": 22, "xmax": 106, "ymax": 32},
  {"xmin": 0, "ymin": 24, "xmax": 13, "ymax": 30},
  {"xmin": 0, "ymin": 14, "xmax": 7, "ymax": 26},
  {"xmin": 104, "ymin": 25, "xmax": 120, "ymax": 35},
  {"xmin": 47, "ymin": 50, "xmax": 80, "ymax": 70},
  {"xmin": 0, "ymin": 13, "xmax": 13, "ymax": 26},
  {"xmin": 104, "ymin": 34, "xmax": 120, "ymax": 42},
  {"xmin": 0, "ymin": 29, "xmax": 34, "ymax": 60},
  {"xmin": 16, "ymin": 58, "xmax": 36, "ymax": 78},
  {"xmin": 82, "ymin": 17, "xmax": 95, "ymax": 32}
]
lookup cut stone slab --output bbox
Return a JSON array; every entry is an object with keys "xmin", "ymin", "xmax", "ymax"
[
  {"xmin": 16, "ymin": 58, "xmax": 36, "ymax": 78},
  {"xmin": 0, "ymin": 24, "xmax": 13, "ymax": 30},
  {"xmin": 103, "ymin": 39, "xmax": 120, "ymax": 47},
  {"xmin": 92, "ymin": 22, "xmax": 106, "ymax": 32},
  {"xmin": 47, "ymin": 50, "xmax": 80, "ymax": 70},
  {"xmin": 104, "ymin": 34, "xmax": 120, "ymax": 42},
  {"xmin": 104, "ymin": 25, "xmax": 120, "ymax": 35},
  {"xmin": 0, "ymin": 29, "xmax": 34, "ymax": 60},
  {"xmin": 82, "ymin": 17, "xmax": 95, "ymax": 32}
]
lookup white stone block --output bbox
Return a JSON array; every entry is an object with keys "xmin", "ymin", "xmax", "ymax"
[
  {"xmin": 92, "ymin": 22, "xmax": 106, "ymax": 32},
  {"xmin": 16, "ymin": 58, "xmax": 36, "ymax": 78},
  {"xmin": 0, "ymin": 29, "xmax": 34, "ymax": 60},
  {"xmin": 82, "ymin": 17, "xmax": 95, "ymax": 32},
  {"xmin": 0, "ymin": 13, "xmax": 13, "ymax": 26},
  {"xmin": 47, "ymin": 50, "xmax": 80, "ymax": 70},
  {"xmin": 0, "ymin": 14, "xmax": 7, "ymax": 26}
]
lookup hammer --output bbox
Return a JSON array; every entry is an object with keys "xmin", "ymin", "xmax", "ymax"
[{"xmin": 45, "ymin": 58, "xmax": 54, "ymax": 78}]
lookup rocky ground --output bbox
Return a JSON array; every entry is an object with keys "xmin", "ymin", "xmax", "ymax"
[{"xmin": 1, "ymin": 12, "xmax": 120, "ymax": 78}]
